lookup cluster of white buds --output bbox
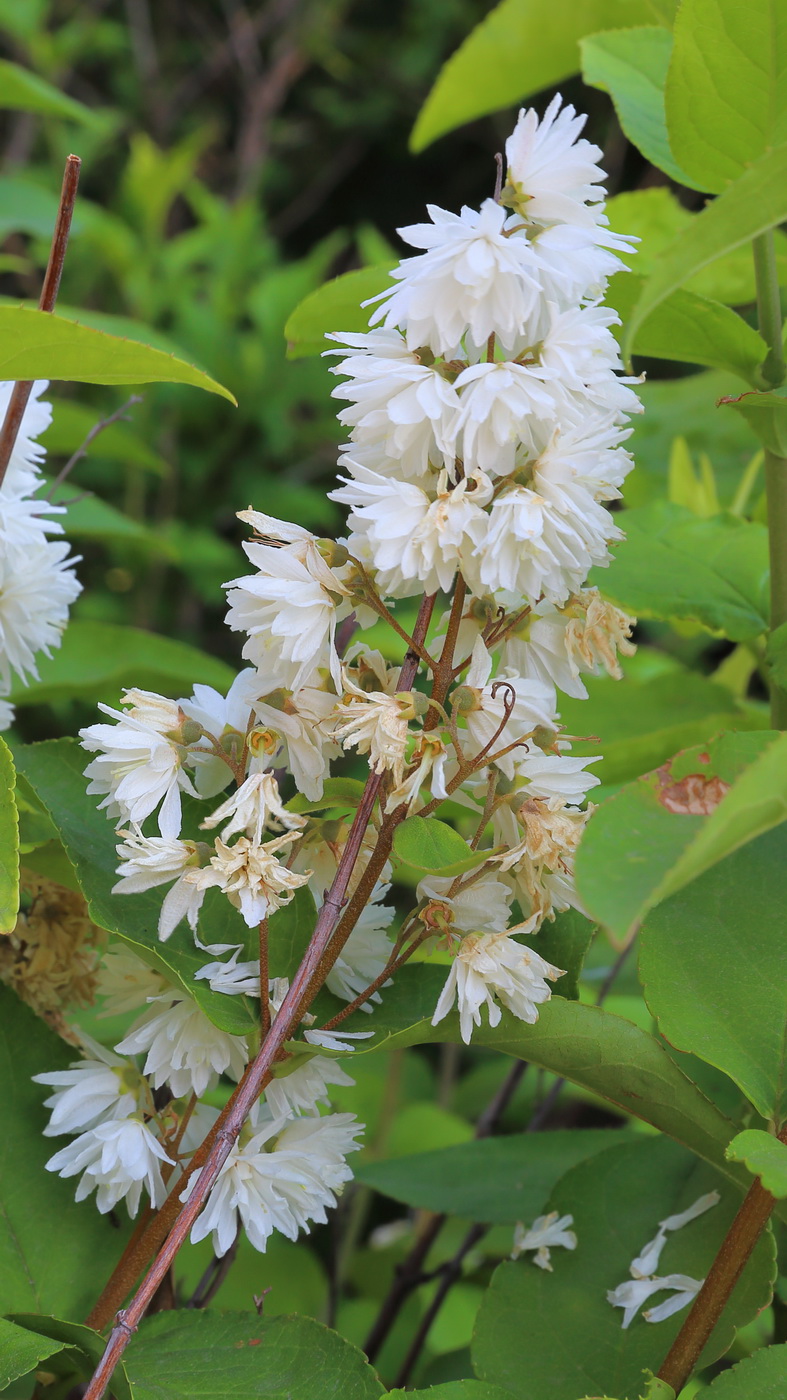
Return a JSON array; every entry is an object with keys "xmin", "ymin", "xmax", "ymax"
[
  {"xmin": 0, "ymin": 381, "xmax": 81, "ymax": 727},
  {"xmin": 37, "ymin": 97, "xmax": 641, "ymax": 1261}
]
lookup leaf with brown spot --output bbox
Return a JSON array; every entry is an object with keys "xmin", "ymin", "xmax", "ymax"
[{"xmin": 656, "ymin": 767, "xmax": 730, "ymax": 815}]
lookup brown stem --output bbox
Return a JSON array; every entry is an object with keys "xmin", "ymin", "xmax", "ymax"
[
  {"xmin": 320, "ymin": 931, "xmax": 428, "ymax": 1031},
  {"xmin": 44, "ymin": 395, "xmax": 143, "ymax": 499},
  {"xmin": 424, "ymin": 574, "xmax": 466, "ymax": 730},
  {"xmin": 0, "ymin": 154, "xmax": 80, "ymax": 491},
  {"xmin": 82, "ymin": 594, "xmax": 436, "ymax": 1398},
  {"xmin": 657, "ymin": 1123, "xmax": 787, "ymax": 1395}
]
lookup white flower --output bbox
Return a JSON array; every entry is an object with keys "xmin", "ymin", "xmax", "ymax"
[
  {"xmin": 330, "ymin": 677, "xmax": 416, "ymax": 788},
  {"xmin": 81, "ymin": 701, "xmax": 196, "ymax": 840},
  {"xmin": 120, "ymin": 689, "xmax": 183, "ymax": 732},
  {"xmin": 44, "ymin": 1115, "xmax": 172, "ymax": 1217},
  {"xmin": 504, "ymin": 607, "xmax": 590, "ymax": 700},
  {"xmin": 33, "ymin": 1037, "xmax": 144, "ymax": 1137},
  {"xmin": 201, "ymin": 771, "xmax": 306, "ymax": 845},
  {"xmin": 564, "ymin": 589, "xmax": 636, "ymax": 684},
  {"xmin": 607, "ymin": 1274, "xmax": 703, "ymax": 1330},
  {"xmin": 461, "ymin": 637, "xmax": 558, "ymax": 777},
  {"xmin": 327, "ymin": 329, "xmax": 459, "ymax": 480},
  {"xmin": 112, "ymin": 828, "xmax": 207, "ymax": 940},
  {"xmin": 265, "ymin": 1055, "xmax": 355, "ymax": 1119},
  {"xmin": 185, "ymin": 1110, "xmax": 363, "ymax": 1256},
  {"xmin": 492, "ymin": 795, "xmax": 589, "ymax": 922},
  {"xmin": 0, "ymin": 379, "xmax": 51, "ymax": 496},
  {"xmin": 432, "ymin": 927, "xmax": 564, "ymax": 1044},
  {"xmin": 629, "ymin": 1191, "xmax": 720, "ymax": 1280},
  {"xmin": 115, "ymin": 995, "xmax": 249, "ymax": 1098},
  {"xmin": 303, "ymin": 1027, "xmax": 375, "ymax": 1052},
  {"xmin": 505, "ymin": 95, "xmax": 607, "ymax": 227},
  {"xmin": 250, "ymin": 684, "xmax": 337, "ymax": 802},
  {"xmin": 367, "ymin": 199, "xmax": 546, "ymax": 356},
  {"xmin": 452, "ymin": 360, "xmax": 555, "ymax": 476},
  {"xmin": 384, "ymin": 733, "xmax": 450, "ymax": 812},
  {"xmin": 224, "ymin": 511, "xmax": 351, "ymax": 691},
  {"xmin": 0, "ymin": 534, "xmax": 81, "ymax": 688},
  {"xmin": 195, "ymin": 947, "xmax": 261, "ymax": 996},
  {"xmin": 179, "ymin": 669, "xmax": 257, "ymax": 799},
  {"xmin": 515, "ymin": 747, "xmax": 601, "ymax": 805},
  {"xmin": 511, "ymin": 1210, "xmax": 577, "ymax": 1270},
  {"xmin": 0, "ymin": 695, "xmax": 13, "ymax": 731},
  {"xmin": 333, "ymin": 461, "xmax": 488, "ymax": 598},
  {"xmin": 417, "ymin": 871, "xmax": 513, "ymax": 935},
  {"xmin": 538, "ymin": 302, "xmax": 641, "ymax": 420},
  {"xmin": 188, "ymin": 831, "xmax": 310, "ymax": 928},
  {"xmin": 325, "ymin": 883, "xmax": 395, "ymax": 1009},
  {"xmin": 97, "ymin": 948, "xmax": 168, "ymax": 1016}
]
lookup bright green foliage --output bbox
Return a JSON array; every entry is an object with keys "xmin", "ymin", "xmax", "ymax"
[
  {"xmin": 581, "ymin": 28, "xmax": 698, "ymax": 188},
  {"xmin": 387, "ymin": 1386, "xmax": 513, "ymax": 1399},
  {"xmin": 766, "ymin": 621, "xmax": 787, "ymax": 688},
  {"xmin": 701, "ymin": 1342, "xmax": 787, "ymax": 1394},
  {"xmin": 536, "ymin": 907, "xmax": 595, "ymax": 999},
  {"xmin": 7, "ymin": 1315, "xmax": 132, "ymax": 1399},
  {"xmin": 608, "ymin": 277, "xmax": 767, "ymax": 383},
  {"xmin": 588, "ymin": 504, "xmax": 769, "ymax": 641},
  {"xmin": 0, "ymin": 305, "xmax": 236, "ymax": 401},
  {"xmin": 40, "ymin": 398, "xmax": 168, "ymax": 474},
  {"xmin": 665, "ymin": 0, "xmax": 787, "ymax": 192},
  {"xmin": 0, "ymin": 736, "xmax": 19, "ymax": 933},
  {"xmin": 288, "ymin": 777, "xmax": 366, "ymax": 815},
  {"xmin": 393, "ymin": 815, "xmax": 488, "ymax": 877},
  {"xmin": 267, "ymin": 886, "xmax": 319, "ymax": 982},
  {"xmin": 47, "ymin": 480, "xmax": 171, "ymax": 551},
  {"xmin": 0, "ymin": 1315, "xmax": 67, "ymax": 1389},
  {"xmin": 410, "ymin": 0, "xmax": 656, "ymax": 151},
  {"xmin": 0, "ymin": 57, "xmax": 100, "ymax": 124},
  {"xmin": 472, "ymin": 1138, "xmax": 775, "ymax": 1400},
  {"xmin": 640, "ymin": 825, "xmax": 787, "ymax": 1123},
  {"xmin": 14, "ymin": 739, "xmax": 255, "ymax": 1034},
  {"xmin": 575, "ymin": 732, "xmax": 782, "ymax": 940},
  {"xmin": 720, "ymin": 387, "xmax": 787, "ymax": 453},
  {"xmin": 124, "ymin": 1311, "xmax": 385, "ymax": 1399},
  {"xmin": 284, "ymin": 265, "xmax": 394, "ymax": 358},
  {"xmin": 358, "ymin": 1128, "xmax": 634, "ymax": 1222},
  {"xmin": 726, "ymin": 1129, "xmax": 787, "ymax": 1196},
  {"xmin": 0, "ymin": 985, "xmax": 131, "ymax": 1320},
  {"xmin": 626, "ymin": 144, "xmax": 787, "ymax": 350},
  {"xmin": 9, "ymin": 620, "xmax": 234, "ymax": 708}
]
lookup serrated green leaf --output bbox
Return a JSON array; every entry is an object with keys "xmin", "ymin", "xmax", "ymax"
[
  {"xmin": 9, "ymin": 619, "xmax": 234, "ymax": 707},
  {"xmin": 392, "ymin": 815, "xmax": 488, "ymax": 876},
  {"xmin": 640, "ymin": 824, "xmax": 787, "ymax": 1122},
  {"xmin": 589, "ymin": 503, "xmax": 769, "ymax": 641},
  {"xmin": 0, "ymin": 736, "xmax": 19, "ymax": 932},
  {"xmin": 284, "ymin": 265, "xmax": 393, "ymax": 358},
  {"xmin": 702, "ymin": 1342, "xmax": 787, "ymax": 1395},
  {"xmin": 0, "ymin": 59, "xmax": 100, "ymax": 125},
  {"xmin": 726, "ymin": 1129, "xmax": 787, "ymax": 1197},
  {"xmin": 387, "ymin": 1385, "xmax": 513, "ymax": 1400},
  {"xmin": 665, "ymin": 0, "xmax": 787, "ymax": 193},
  {"xmin": 472, "ymin": 1138, "xmax": 775, "ymax": 1400},
  {"xmin": 0, "ymin": 305, "xmax": 236, "ymax": 402},
  {"xmin": 125, "ymin": 1311, "xmax": 384, "ymax": 1399},
  {"xmin": 7, "ymin": 1314, "xmax": 132, "ymax": 1400},
  {"xmin": 410, "ymin": 0, "xmax": 655, "ymax": 151},
  {"xmin": 581, "ymin": 27, "xmax": 699, "ymax": 187},
  {"xmin": 0, "ymin": 1315, "xmax": 67, "ymax": 1389}
]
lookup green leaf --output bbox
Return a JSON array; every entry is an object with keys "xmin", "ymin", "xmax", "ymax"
[
  {"xmin": 47, "ymin": 482, "xmax": 170, "ymax": 553},
  {"xmin": 589, "ymin": 503, "xmax": 769, "ymax": 641},
  {"xmin": 640, "ymin": 824, "xmax": 787, "ymax": 1122},
  {"xmin": 267, "ymin": 886, "xmax": 318, "ymax": 982},
  {"xmin": 472, "ymin": 1137, "xmax": 775, "ymax": 1400},
  {"xmin": 41, "ymin": 398, "xmax": 168, "ymax": 475},
  {"xmin": 13, "ymin": 740, "xmax": 254, "ymax": 1035},
  {"xmin": 625, "ymin": 144, "xmax": 787, "ymax": 353},
  {"xmin": 0, "ymin": 1315, "xmax": 67, "ymax": 1389},
  {"xmin": 0, "ymin": 305, "xmax": 236, "ymax": 402},
  {"xmin": 9, "ymin": 619, "xmax": 234, "ymax": 707},
  {"xmin": 608, "ymin": 275, "xmax": 767, "ymax": 384},
  {"xmin": 766, "ymin": 620, "xmax": 787, "ymax": 688},
  {"xmin": 358, "ymin": 1127, "xmax": 634, "ymax": 1222},
  {"xmin": 387, "ymin": 1386, "xmax": 513, "ymax": 1400},
  {"xmin": 536, "ymin": 907, "xmax": 594, "ymax": 999},
  {"xmin": 410, "ymin": 0, "xmax": 655, "ymax": 151},
  {"xmin": 284, "ymin": 265, "xmax": 393, "ymax": 358},
  {"xmin": 0, "ymin": 176, "xmax": 86, "ymax": 241},
  {"xmin": 392, "ymin": 815, "xmax": 488, "ymax": 877},
  {"xmin": 575, "ymin": 731, "xmax": 781, "ymax": 941},
  {"xmin": 7, "ymin": 1314, "xmax": 132, "ymax": 1400},
  {"xmin": 665, "ymin": 0, "xmax": 787, "ymax": 193},
  {"xmin": 720, "ymin": 387, "xmax": 787, "ymax": 454},
  {"xmin": 702, "ymin": 1343, "xmax": 787, "ymax": 1395},
  {"xmin": 0, "ymin": 985, "xmax": 132, "ymax": 1319},
  {"xmin": 0, "ymin": 59, "xmax": 100, "ymax": 125},
  {"xmin": 125, "ymin": 1311, "xmax": 384, "ymax": 1399},
  {"xmin": 287, "ymin": 776, "xmax": 367, "ymax": 815},
  {"xmin": 726, "ymin": 1129, "xmax": 787, "ymax": 1197},
  {"xmin": 0, "ymin": 736, "xmax": 19, "ymax": 933},
  {"xmin": 581, "ymin": 27, "xmax": 699, "ymax": 187}
]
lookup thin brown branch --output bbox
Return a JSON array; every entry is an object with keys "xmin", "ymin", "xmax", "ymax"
[{"xmin": 44, "ymin": 395, "xmax": 143, "ymax": 499}]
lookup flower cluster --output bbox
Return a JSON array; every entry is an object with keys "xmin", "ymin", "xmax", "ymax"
[
  {"xmin": 0, "ymin": 381, "xmax": 81, "ymax": 727},
  {"xmin": 36, "ymin": 97, "xmax": 641, "ymax": 1264}
]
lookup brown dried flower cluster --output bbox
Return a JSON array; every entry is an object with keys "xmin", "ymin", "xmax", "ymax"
[{"xmin": 0, "ymin": 869, "xmax": 105, "ymax": 1039}]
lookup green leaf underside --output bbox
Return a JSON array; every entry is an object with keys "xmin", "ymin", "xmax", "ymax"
[
  {"xmin": 14, "ymin": 740, "xmax": 254, "ymax": 1034},
  {"xmin": 607, "ymin": 274, "xmax": 767, "ymax": 383},
  {"xmin": 575, "ymin": 731, "xmax": 781, "ymax": 939},
  {"xmin": 640, "ymin": 825, "xmax": 787, "ymax": 1123},
  {"xmin": 0, "ymin": 985, "xmax": 132, "ymax": 1320},
  {"xmin": 410, "ymin": 0, "xmax": 656, "ymax": 151},
  {"xmin": 358, "ymin": 1127, "xmax": 636, "ymax": 1222},
  {"xmin": 721, "ymin": 388, "xmax": 787, "ymax": 455},
  {"xmin": 0, "ymin": 736, "xmax": 19, "ymax": 932},
  {"xmin": 6, "ymin": 1314, "xmax": 132, "ymax": 1400},
  {"xmin": 0, "ymin": 1315, "xmax": 67, "ymax": 1389},
  {"xmin": 726, "ymin": 1129, "xmax": 787, "ymax": 1197},
  {"xmin": 626, "ymin": 144, "xmax": 787, "ymax": 351},
  {"xmin": 284, "ymin": 265, "xmax": 394, "ymax": 358},
  {"xmin": 9, "ymin": 619, "xmax": 235, "ymax": 707},
  {"xmin": 472, "ymin": 1138, "xmax": 775, "ymax": 1400},
  {"xmin": 392, "ymin": 815, "xmax": 487, "ymax": 876},
  {"xmin": 665, "ymin": 0, "xmax": 787, "ymax": 193},
  {"xmin": 589, "ymin": 503, "xmax": 769, "ymax": 641},
  {"xmin": 0, "ymin": 59, "xmax": 100, "ymax": 125},
  {"xmin": 0, "ymin": 305, "xmax": 235, "ymax": 402},
  {"xmin": 125, "ymin": 1311, "xmax": 385, "ymax": 1399},
  {"xmin": 581, "ymin": 27, "xmax": 700, "ymax": 188},
  {"xmin": 702, "ymin": 1343, "xmax": 787, "ymax": 1395},
  {"xmin": 287, "ymin": 776, "xmax": 366, "ymax": 815}
]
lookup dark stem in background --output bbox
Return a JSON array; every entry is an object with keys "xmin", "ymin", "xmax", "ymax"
[
  {"xmin": 0, "ymin": 154, "xmax": 81, "ymax": 491},
  {"xmin": 44, "ymin": 396, "xmax": 143, "ymax": 499}
]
